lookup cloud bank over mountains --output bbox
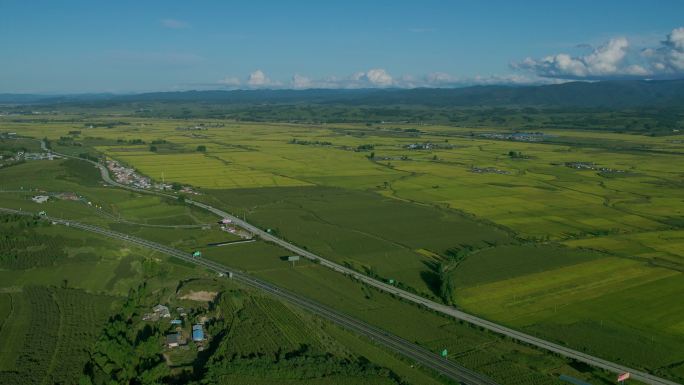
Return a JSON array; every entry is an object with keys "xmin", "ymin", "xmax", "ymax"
[
  {"xmin": 216, "ymin": 69, "xmax": 543, "ymax": 90},
  {"xmin": 513, "ymin": 27, "xmax": 684, "ymax": 80},
  {"xmin": 213, "ymin": 27, "xmax": 684, "ymax": 90}
]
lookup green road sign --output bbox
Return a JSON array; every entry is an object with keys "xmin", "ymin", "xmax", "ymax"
[
  {"xmin": 192, "ymin": 251, "xmax": 202, "ymax": 258},
  {"xmin": 440, "ymin": 349, "xmax": 448, "ymax": 358},
  {"xmin": 388, "ymin": 279, "xmax": 395, "ymax": 284}
]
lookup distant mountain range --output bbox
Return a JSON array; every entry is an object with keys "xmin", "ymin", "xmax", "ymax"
[{"xmin": 3, "ymin": 79, "xmax": 684, "ymax": 108}]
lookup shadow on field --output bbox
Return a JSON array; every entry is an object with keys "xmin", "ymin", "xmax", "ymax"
[{"xmin": 420, "ymin": 260, "xmax": 442, "ymax": 299}]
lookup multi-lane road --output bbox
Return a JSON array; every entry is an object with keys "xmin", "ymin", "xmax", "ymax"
[
  {"xmin": 0, "ymin": 207, "xmax": 496, "ymax": 385},
  {"xmin": 45, "ymin": 145, "xmax": 680, "ymax": 385},
  {"xmin": 186, "ymin": 202, "xmax": 680, "ymax": 385}
]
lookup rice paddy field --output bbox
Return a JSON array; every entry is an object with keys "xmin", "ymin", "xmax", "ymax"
[{"xmin": 2, "ymin": 113, "xmax": 684, "ymax": 382}]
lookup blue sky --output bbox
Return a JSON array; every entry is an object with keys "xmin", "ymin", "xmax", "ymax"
[{"xmin": 1, "ymin": 0, "xmax": 683, "ymax": 93}]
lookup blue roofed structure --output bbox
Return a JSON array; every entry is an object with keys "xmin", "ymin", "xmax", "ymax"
[{"xmin": 192, "ymin": 324, "xmax": 204, "ymax": 341}]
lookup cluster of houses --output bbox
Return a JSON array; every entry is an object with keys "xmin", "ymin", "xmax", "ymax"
[
  {"xmin": 106, "ymin": 159, "xmax": 200, "ymax": 194},
  {"xmin": 564, "ymin": 162, "xmax": 625, "ymax": 173},
  {"xmin": 0, "ymin": 150, "xmax": 60, "ymax": 169},
  {"xmin": 564, "ymin": 161, "xmax": 596, "ymax": 170},
  {"xmin": 478, "ymin": 132, "xmax": 547, "ymax": 142},
  {"xmin": 470, "ymin": 166, "xmax": 511, "ymax": 175},
  {"xmin": 22, "ymin": 152, "xmax": 60, "ymax": 161},
  {"xmin": 1, "ymin": 134, "xmax": 59, "ymax": 168},
  {"xmin": 180, "ymin": 185, "xmax": 200, "ymax": 195},
  {"xmin": 106, "ymin": 160, "xmax": 156, "ymax": 189},
  {"xmin": 31, "ymin": 192, "xmax": 85, "ymax": 205},
  {"xmin": 403, "ymin": 142, "xmax": 454, "ymax": 150},
  {"xmin": 373, "ymin": 155, "xmax": 410, "ymax": 162},
  {"xmin": 143, "ymin": 304, "xmax": 207, "ymax": 350},
  {"xmin": 219, "ymin": 218, "xmax": 253, "ymax": 239},
  {"xmin": 175, "ymin": 124, "xmax": 208, "ymax": 131}
]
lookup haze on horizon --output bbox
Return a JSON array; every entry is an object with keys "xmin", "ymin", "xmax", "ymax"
[{"xmin": 1, "ymin": 0, "xmax": 683, "ymax": 93}]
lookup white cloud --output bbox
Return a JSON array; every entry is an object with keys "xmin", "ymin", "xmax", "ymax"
[
  {"xmin": 514, "ymin": 37, "xmax": 630, "ymax": 78},
  {"xmin": 364, "ymin": 68, "xmax": 394, "ymax": 86},
  {"xmin": 583, "ymin": 37, "xmax": 629, "ymax": 74},
  {"xmin": 624, "ymin": 64, "xmax": 649, "ymax": 76},
  {"xmin": 247, "ymin": 70, "xmax": 269, "ymax": 86},
  {"xmin": 292, "ymin": 74, "xmax": 312, "ymax": 89},
  {"xmin": 644, "ymin": 27, "xmax": 684, "ymax": 73},
  {"xmin": 214, "ymin": 69, "xmax": 558, "ymax": 91},
  {"xmin": 227, "ymin": 70, "xmax": 281, "ymax": 88},
  {"xmin": 514, "ymin": 27, "xmax": 684, "ymax": 79},
  {"xmin": 350, "ymin": 71, "xmax": 366, "ymax": 81},
  {"xmin": 424, "ymin": 72, "xmax": 460, "ymax": 86},
  {"xmin": 218, "ymin": 76, "xmax": 241, "ymax": 87},
  {"xmin": 663, "ymin": 27, "xmax": 684, "ymax": 53},
  {"xmin": 285, "ymin": 69, "xmax": 396, "ymax": 89},
  {"xmin": 246, "ymin": 70, "xmax": 278, "ymax": 87},
  {"xmin": 161, "ymin": 19, "xmax": 189, "ymax": 29}
]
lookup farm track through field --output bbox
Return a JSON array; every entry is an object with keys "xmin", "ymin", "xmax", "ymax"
[
  {"xmin": 0, "ymin": 293, "xmax": 14, "ymax": 335},
  {"xmin": 94, "ymin": 207, "xmax": 211, "ymax": 229},
  {"xmin": 537, "ymin": 177, "xmax": 668, "ymax": 230},
  {"xmin": 41, "ymin": 142, "xmax": 682, "ymax": 385},
  {"xmin": 0, "ymin": 206, "xmax": 497, "ymax": 385},
  {"xmin": 44, "ymin": 290, "xmax": 64, "ymax": 384}
]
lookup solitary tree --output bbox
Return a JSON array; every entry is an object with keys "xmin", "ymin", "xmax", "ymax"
[
  {"xmin": 438, "ymin": 265, "xmax": 455, "ymax": 305},
  {"xmin": 196, "ymin": 145, "xmax": 207, "ymax": 152}
]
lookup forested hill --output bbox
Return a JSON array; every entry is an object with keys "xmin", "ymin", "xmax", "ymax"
[
  {"xmin": 3, "ymin": 79, "xmax": 684, "ymax": 108},
  {"xmin": 95, "ymin": 79, "xmax": 684, "ymax": 108}
]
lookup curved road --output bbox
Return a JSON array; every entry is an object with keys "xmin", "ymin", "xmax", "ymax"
[
  {"xmin": 45, "ymin": 144, "xmax": 680, "ymax": 385},
  {"xmin": 0, "ymin": 207, "xmax": 495, "ymax": 385}
]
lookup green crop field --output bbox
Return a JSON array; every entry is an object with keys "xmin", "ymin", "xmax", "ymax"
[
  {"xmin": 0, "ymin": 286, "xmax": 114, "ymax": 385},
  {"xmin": 217, "ymin": 257, "xmax": 615, "ymax": 384},
  {"xmin": 0, "ymin": 295, "xmax": 10, "ymax": 328},
  {"xmin": 202, "ymin": 185, "xmax": 512, "ymax": 296},
  {"xmin": 0, "ymin": 159, "xmax": 214, "ymax": 226},
  {"xmin": 0, "ymin": 212, "xmax": 453, "ymax": 385},
  {"xmin": 2, "ymin": 110, "xmax": 683, "ymax": 383},
  {"xmin": 0, "ymin": 196, "xmax": 459, "ymax": 383}
]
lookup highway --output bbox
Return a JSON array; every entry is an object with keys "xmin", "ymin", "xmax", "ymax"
[
  {"xmin": 0, "ymin": 207, "xmax": 496, "ymax": 385},
  {"xmin": 187, "ymin": 201, "xmax": 681, "ymax": 385},
  {"xmin": 44, "ymin": 145, "xmax": 680, "ymax": 385}
]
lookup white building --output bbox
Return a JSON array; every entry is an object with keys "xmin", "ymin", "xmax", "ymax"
[{"xmin": 32, "ymin": 195, "xmax": 49, "ymax": 204}]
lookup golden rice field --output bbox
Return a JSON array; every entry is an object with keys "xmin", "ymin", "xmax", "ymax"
[
  {"xmin": 456, "ymin": 257, "xmax": 678, "ymax": 324},
  {"xmin": 7, "ymin": 116, "xmax": 683, "ymax": 243}
]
